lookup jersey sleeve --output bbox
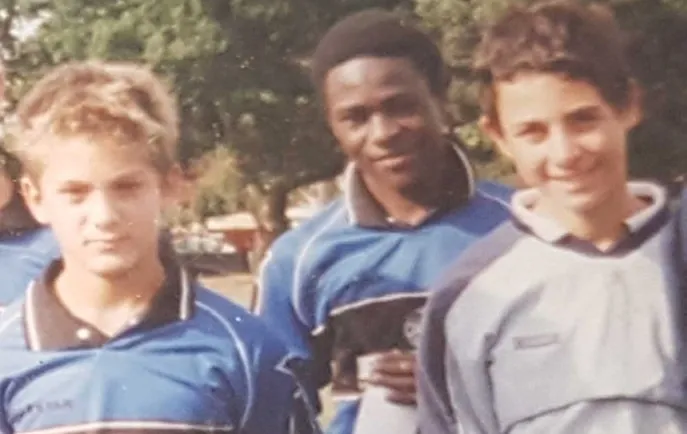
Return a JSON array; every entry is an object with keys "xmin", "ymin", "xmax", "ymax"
[
  {"xmin": 255, "ymin": 239, "xmax": 310, "ymax": 353},
  {"xmin": 255, "ymin": 237, "xmax": 332, "ymax": 394},
  {"xmin": 0, "ymin": 383, "xmax": 10, "ymax": 433},
  {"xmin": 239, "ymin": 334, "xmax": 323, "ymax": 434},
  {"xmin": 418, "ymin": 224, "xmax": 520, "ymax": 434},
  {"xmin": 418, "ymin": 280, "xmax": 497, "ymax": 434},
  {"xmin": 417, "ymin": 277, "xmax": 464, "ymax": 434}
]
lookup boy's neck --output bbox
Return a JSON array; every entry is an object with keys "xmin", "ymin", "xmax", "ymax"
[
  {"xmin": 536, "ymin": 188, "xmax": 648, "ymax": 251},
  {"xmin": 363, "ymin": 159, "xmax": 452, "ymax": 227},
  {"xmin": 54, "ymin": 255, "xmax": 166, "ymax": 337}
]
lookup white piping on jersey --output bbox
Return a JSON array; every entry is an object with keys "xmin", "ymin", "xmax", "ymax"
[
  {"xmin": 19, "ymin": 420, "xmax": 235, "ymax": 434},
  {"xmin": 476, "ymin": 187, "xmax": 511, "ymax": 211},
  {"xmin": 329, "ymin": 292, "xmax": 429, "ymax": 318},
  {"xmin": 0, "ymin": 311, "xmax": 20, "ymax": 338},
  {"xmin": 308, "ymin": 276, "xmax": 431, "ymax": 339},
  {"xmin": 254, "ymin": 250, "xmax": 273, "ymax": 314},
  {"xmin": 453, "ymin": 145, "xmax": 476, "ymax": 198},
  {"xmin": 309, "ymin": 292, "xmax": 434, "ymax": 337},
  {"xmin": 311, "ymin": 324, "xmax": 327, "ymax": 337},
  {"xmin": 196, "ymin": 301, "xmax": 254, "ymax": 430},
  {"xmin": 292, "ymin": 206, "xmax": 348, "ymax": 325},
  {"xmin": 24, "ymin": 281, "xmax": 41, "ymax": 351},
  {"xmin": 179, "ymin": 266, "xmax": 192, "ymax": 320}
]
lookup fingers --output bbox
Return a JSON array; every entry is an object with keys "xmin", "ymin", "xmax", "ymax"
[
  {"xmin": 372, "ymin": 350, "xmax": 416, "ymax": 376},
  {"xmin": 362, "ymin": 350, "xmax": 417, "ymax": 406},
  {"xmin": 386, "ymin": 389, "xmax": 417, "ymax": 406}
]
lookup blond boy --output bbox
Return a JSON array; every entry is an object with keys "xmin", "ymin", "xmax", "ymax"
[{"xmin": 0, "ymin": 61, "xmax": 320, "ymax": 434}]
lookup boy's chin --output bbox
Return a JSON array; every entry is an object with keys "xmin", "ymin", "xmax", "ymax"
[
  {"xmin": 555, "ymin": 190, "xmax": 610, "ymax": 215},
  {"xmin": 85, "ymin": 255, "xmax": 140, "ymax": 279}
]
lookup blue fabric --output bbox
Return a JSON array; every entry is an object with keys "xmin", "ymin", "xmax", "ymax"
[
  {"xmin": 0, "ymin": 227, "xmax": 59, "ymax": 307},
  {"xmin": 0, "ymin": 287, "xmax": 321, "ymax": 434},
  {"xmin": 258, "ymin": 181, "xmax": 512, "ymax": 434}
]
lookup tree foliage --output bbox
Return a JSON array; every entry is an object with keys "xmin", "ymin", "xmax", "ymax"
[{"xmin": 1, "ymin": 0, "xmax": 686, "ymax": 242}]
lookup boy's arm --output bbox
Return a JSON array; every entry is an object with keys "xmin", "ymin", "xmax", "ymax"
[
  {"xmin": 418, "ymin": 280, "xmax": 498, "ymax": 434},
  {"xmin": 0, "ymin": 387, "xmax": 10, "ymax": 434},
  {"xmin": 255, "ymin": 241, "xmax": 331, "ymax": 401},
  {"xmin": 240, "ymin": 340, "xmax": 323, "ymax": 434},
  {"xmin": 254, "ymin": 246, "xmax": 307, "ymax": 353},
  {"xmin": 417, "ymin": 283, "xmax": 462, "ymax": 434}
]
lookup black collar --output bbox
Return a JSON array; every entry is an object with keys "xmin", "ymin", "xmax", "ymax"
[
  {"xmin": 23, "ymin": 255, "xmax": 194, "ymax": 351},
  {"xmin": 343, "ymin": 142, "xmax": 476, "ymax": 229}
]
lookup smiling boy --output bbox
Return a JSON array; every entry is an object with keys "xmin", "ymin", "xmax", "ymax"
[
  {"xmin": 0, "ymin": 61, "xmax": 320, "ymax": 434},
  {"xmin": 256, "ymin": 10, "xmax": 511, "ymax": 434},
  {"xmin": 417, "ymin": 1, "xmax": 687, "ymax": 433}
]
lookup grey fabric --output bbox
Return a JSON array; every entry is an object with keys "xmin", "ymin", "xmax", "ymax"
[{"xmin": 419, "ymin": 183, "xmax": 687, "ymax": 433}]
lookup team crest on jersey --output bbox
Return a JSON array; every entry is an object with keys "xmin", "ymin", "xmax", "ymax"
[{"xmin": 403, "ymin": 306, "xmax": 425, "ymax": 349}]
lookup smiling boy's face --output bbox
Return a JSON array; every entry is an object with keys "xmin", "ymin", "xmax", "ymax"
[
  {"xmin": 324, "ymin": 56, "xmax": 448, "ymax": 193},
  {"xmin": 483, "ymin": 71, "xmax": 641, "ymax": 216},
  {"xmin": 22, "ymin": 135, "xmax": 179, "ymax": 279}
]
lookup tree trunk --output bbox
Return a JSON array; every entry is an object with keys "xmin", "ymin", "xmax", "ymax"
[{"xmin": 247, "ymin": 181, "xmax": 291, "ymax": 273}]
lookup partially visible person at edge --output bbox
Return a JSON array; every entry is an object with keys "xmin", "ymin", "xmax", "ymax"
[
  {"xmin": 0, "ymin": 62, "xmax": 59, "ymax": 311},
  {"xmin": 255, "ymin": 9, "xmax": 512, "ymax": 434},
  {"xmin": 418, "ymin": 1, "xmax": 687, "ymax": 433}
]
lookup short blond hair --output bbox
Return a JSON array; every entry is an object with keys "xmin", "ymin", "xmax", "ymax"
[{"xmin": 7, "ymin": 60, "xmax": 179, "ymax": 176}]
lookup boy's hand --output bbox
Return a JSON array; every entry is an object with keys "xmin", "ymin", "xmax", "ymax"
[{"xmin": 366, "ymin": 349, "xmax": 416, "ymax": 406}]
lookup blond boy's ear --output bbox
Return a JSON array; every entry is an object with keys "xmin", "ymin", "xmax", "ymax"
[
  {"xmin": 479, "ymin": 115, "xmax": 512, "ymax": 159},
  {"xmin": 20, "ymin": 176, "xmax": 48, "ymax": 224}
]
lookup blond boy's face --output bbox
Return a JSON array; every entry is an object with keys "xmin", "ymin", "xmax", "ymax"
[
  {"xmin": 483, "ymin": 72, "xmax": 641, "ymax": 215},
  {"xmin": 22, "ymin": 136, "xmax": 178, "ymax": 279}
]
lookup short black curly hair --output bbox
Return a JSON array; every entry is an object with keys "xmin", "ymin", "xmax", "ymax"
[{"xmin": 311, "ymin": 9, "xmax": 449, "ymax": 98}]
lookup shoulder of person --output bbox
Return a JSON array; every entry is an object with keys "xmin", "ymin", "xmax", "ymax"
[
  {"xmin": 267, "ymin": 198, "xmax": 348, "ymax": 265},
  {"xmin": 193, "ymin": 286, "xmax": 288, "ymax": 353}
]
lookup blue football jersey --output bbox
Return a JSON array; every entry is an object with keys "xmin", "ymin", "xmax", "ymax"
[
  {"xmin": 0, "ymin": 260, "xmax": 321, "ymax": 434},
  {"xmin": 257, "ymin": 152, "xmax": 512, "ymax": 434}
]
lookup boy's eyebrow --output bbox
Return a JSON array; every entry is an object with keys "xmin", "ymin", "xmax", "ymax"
[
  {"xmin": 506, "ymin": 116, "xmax": 545, "ymax": 130},
  {"xmin": 563, "ymin": 104, "xmax": 604, "ymax": 119},
  {"xmin": 509, "ymin": 102, "xmax": 604, "ymax": 125},
  {"xmin": 53, "ymin": 169, "xmax": 149, "ymax": 186}
]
